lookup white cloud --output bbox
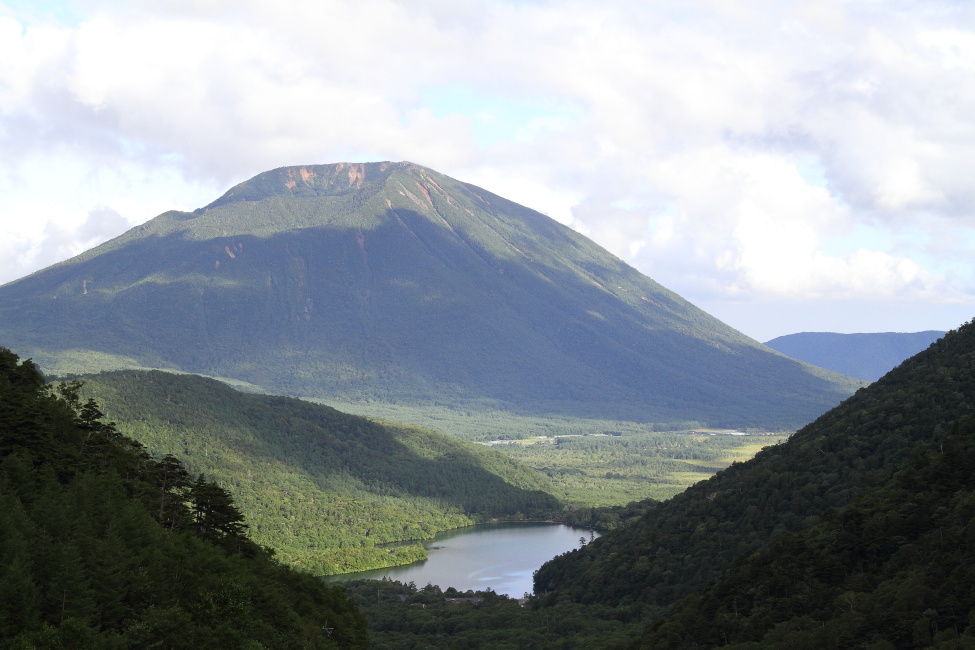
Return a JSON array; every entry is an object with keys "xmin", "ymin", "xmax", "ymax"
[{"xmin": 0, "ymin": 203, "xmax": 122, "ymax": 282}]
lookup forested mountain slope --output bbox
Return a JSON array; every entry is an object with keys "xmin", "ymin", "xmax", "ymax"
[
  {"xmin": 0, "ymin": 348, "xmax": 367, "ymax": 647},
  {"xmin": 639, "ymin": 415, "xmax": 975, "ymax": 648},
  {"xmin": 0, "ymin": 161, "xmax": 858, "ymax": 430},
  {"xmin": 76, "ymin": 369, "xmax": 561, "ymax": 574},
  {"xmin": 765, "ymin": 330, "xmax": 944, "ymax": 381},
  {"xmin": 535, "ymin": 320, "xmax": 975, "ymax": 614}
]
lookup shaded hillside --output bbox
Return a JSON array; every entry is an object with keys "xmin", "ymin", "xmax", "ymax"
[
  {"xmin": 0, "ymin": 161, "xmax": 858, "ymax": 430},
  {"xmin": 765, "ymin": 330, "xmax": 944, "ymax": 381},
  {"xmin": 535, "ymin": 321, "xmax": 975, "ymax": 611},
  {"xmin": 0, "ymin": 348, "xmax": 367, "ymax": 648},
  {"xmin": 76, "ymin": 369, "xmax": 561, "ymax": 574},
  {"xmin": 639, "ymin": 415, "xmax": 975, "ymax": 648}
]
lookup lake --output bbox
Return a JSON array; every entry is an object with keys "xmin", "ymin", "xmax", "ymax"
[{"xmin": 325, "ymin": 522, "xmax": 596, "ymax": 597}]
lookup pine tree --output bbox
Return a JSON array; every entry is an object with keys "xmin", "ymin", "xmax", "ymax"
[{"xmin": 189, "ymin": 475, "xmax": 249, "ymax": 548}]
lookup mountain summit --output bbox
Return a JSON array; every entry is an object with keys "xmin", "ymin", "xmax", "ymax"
[{"xmin": 0, "ymin": 162, "xmax": 857, "ymax": 428}]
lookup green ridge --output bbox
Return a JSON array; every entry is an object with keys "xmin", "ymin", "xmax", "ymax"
[{"xmin": 75, "ymin": 369, "xmax": 561, "ymax": 574}]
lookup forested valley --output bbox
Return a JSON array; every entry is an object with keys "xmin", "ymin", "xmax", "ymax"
[{"xmin": 74, "ymin": 369, "xmax": 791, "ymax": 571}]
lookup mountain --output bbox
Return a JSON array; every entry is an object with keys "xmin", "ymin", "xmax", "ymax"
[
  {"xmin": 74, "ymin": 369, "xmax": 561, "ymax": 574},
  {"xmin": 534, "ymin": 322, "xmax": 975, "ymax": 631},
  {"xmin": 765, "ymin": 330, "xmax": 945, "ymax": 381},
  {"xmin": 0, "ymin": 348, "xmax": 368, "ymax": 647},
  {"xmin": 0, "ymin": 161, "xmax": 859, "ymax": 429}
]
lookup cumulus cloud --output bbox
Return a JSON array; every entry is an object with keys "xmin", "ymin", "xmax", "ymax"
[{"xmin": 0, "ymin": 0, "xmax": 973, "ymax": 337}]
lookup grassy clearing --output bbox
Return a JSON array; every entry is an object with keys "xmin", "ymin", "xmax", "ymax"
[{"xmin": 494, "ymin": 432, "xmax": 793, "ymax": 509}]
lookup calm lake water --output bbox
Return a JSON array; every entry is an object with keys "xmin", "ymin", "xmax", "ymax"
[{"xmin": 325, "ymin": 522, "xmax": 596, "ymax": 597}]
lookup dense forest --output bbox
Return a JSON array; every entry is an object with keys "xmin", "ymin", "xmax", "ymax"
[
  {"xmin": 639, "ymin": 415, "xmax": 975, "ymax": 648},
  {"xmin": 0, "ymin": 347, "xmax": 368, "ymax": 647}
]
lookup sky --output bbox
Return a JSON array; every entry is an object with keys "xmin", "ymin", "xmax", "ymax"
[{"xmin": 1, "ymin": 0, "xmax": 974, "ymax": 341}]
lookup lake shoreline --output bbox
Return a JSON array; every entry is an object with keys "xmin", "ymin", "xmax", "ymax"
[
  {"xmin": 323, "ymin": 522, "xmax": 598, "ymax": 597},
  {"xmin": 326, "ymin": 518, "xmax": 582, "ymax": 575}
]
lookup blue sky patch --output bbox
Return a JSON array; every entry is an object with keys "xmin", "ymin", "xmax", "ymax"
[
  {"xmin": 4, "ymin": 0, "xmax": 83, "ymax": 26},
  {"xmin": 420, "ymin": 84, "xmax": 579, "ymax": 146}
]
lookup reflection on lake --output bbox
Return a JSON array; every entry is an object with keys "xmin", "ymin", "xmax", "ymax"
[{"xmin": 325, "ymin": 522, "xmax": 596, "ymax": 597}]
